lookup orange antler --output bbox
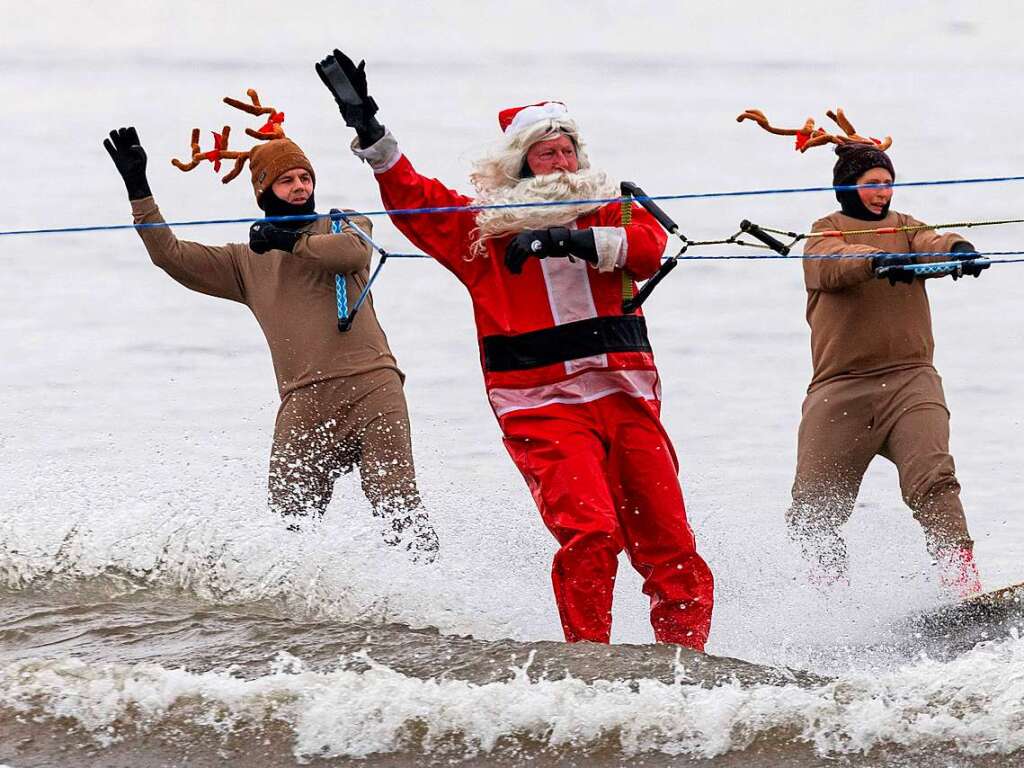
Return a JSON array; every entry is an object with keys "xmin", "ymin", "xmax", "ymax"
[
  {"xmin": 170, "ymin": 88, "xmax": 290, "ymax": 184},
  {"xmin": 170, "ymin": 128, "xmax": 204, "ymax": 171},
  {"xmin": 820, "ymin": 108, "xmax": 893, "ymax": 151},
  {"xmin": 223, "ymin": 88, "xmax": 286, "ymax": 141},
  {"xmin": 736, "ymin": 109, "xmax": 823, "ymax": 151},
  {"xmin": 738, "ymin": 107, "xmax": 892, "ymax": 153},
  {"xmin": 170, "ymin": 125, "xmax": 252, "ymax": 183}
]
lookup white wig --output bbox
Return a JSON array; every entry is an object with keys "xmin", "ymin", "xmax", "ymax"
[{"xmin": 468, "ymin": 117, "xmax": 618, "ymax": 258}]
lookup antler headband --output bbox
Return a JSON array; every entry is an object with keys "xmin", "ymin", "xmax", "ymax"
[
  {"xmin": 736, "ymin": 108, "xmax": 892, "ymax": 153},
  {"xmin": 171, "ymin": 89, "xmax": 287, "ymax": 183}
]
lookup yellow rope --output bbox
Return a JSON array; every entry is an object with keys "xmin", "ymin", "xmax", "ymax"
[
  {"xmin": 761, "ymin": 217, "xmax": 1024, "ymax": 241},
  {"xmin": 620, "ymin": 198, "xmax": 634, "ymax": 301}
]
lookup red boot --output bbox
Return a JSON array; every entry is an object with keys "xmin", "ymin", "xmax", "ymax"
[{"xmin": 936, "ymin": 547, "xmax": 982, "ymax": 599}]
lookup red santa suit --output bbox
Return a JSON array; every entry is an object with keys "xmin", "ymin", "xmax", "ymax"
[{"xmin": 353, "ymin": 103, "xmax": 714, "ymax": 649}]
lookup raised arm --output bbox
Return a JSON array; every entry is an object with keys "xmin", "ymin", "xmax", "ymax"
[
  {"xmin": 131, "ymin": 200, "xmax": 247, "ymax": 302},
  {"xmin": 315, "ymin": 49, "xmax": 478, "ymax": 278},
  {"xmin": 357, "ymin": 138, "xmax": 477, "ymax": 272},
  {"xmin": 106, "ymin": 127, "xmax": 247, "ymax": 303}
]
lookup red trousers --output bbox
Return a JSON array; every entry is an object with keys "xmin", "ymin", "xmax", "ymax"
[{"xmin": 500, "ymin": 393, "xmax": 714, "ymax": 650}]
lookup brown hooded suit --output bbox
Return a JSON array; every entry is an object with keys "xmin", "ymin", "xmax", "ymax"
[
  {"xmin": 130, "ymin": 196, "xmax": 425, "ymax": 530},
  {"xmin": 787, "ymin": 208, "xmax": 973, "ymax": 571}
]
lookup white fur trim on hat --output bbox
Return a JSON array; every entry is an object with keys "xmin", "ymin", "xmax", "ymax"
[{"xmin": 506, "ymin": 102, "xmax": 569, "ymax": 135}]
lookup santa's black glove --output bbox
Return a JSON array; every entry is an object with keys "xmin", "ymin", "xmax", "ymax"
[
  {"xmin": 871, "ymin": 252, "xmax": 915, "ymax": 285},
  {"xmin": 103, "ymin": 126, "xmax": 152, "ymax": 201},
  {"xmin": 950, "ymin": 240, "xmax": 989, "ymax": 279},
  {"xmin": 315, "ymin": 49, "xmax": 385, "ymax": 147},
  {"xmin": 504, "ymin": 227, "xmax": 598, "ymax": 274},
  {"xmin": 249, "ymin": 222, "xmax": 301, "ymax": 254}
]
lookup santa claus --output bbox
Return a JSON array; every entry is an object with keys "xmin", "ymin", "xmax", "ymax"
[{"xmin": 316, "ymin": 49, "xmax": 714, "ymax": 649}]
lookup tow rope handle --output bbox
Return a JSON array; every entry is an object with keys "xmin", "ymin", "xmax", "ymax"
[
  {"xmin": 875, "ymin": 257, "xmax": 992, "ymax": 282},
  {"xmin": 620, "ymin": 181, "xmax": 680, "ymax": 314},
  {"xmin": 739, "ymin": 219, "xmax": 791, "ymax": 255}
]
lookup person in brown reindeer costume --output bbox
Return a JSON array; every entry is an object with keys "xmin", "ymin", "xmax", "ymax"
[{"xmin": 104, "ymin": 90, "xmax": 438, "ymax": 562}]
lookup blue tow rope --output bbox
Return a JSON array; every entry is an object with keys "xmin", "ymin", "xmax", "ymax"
[{"xmin": 7, "ymin": 173, "xmax": 1024, "ymax": 238}]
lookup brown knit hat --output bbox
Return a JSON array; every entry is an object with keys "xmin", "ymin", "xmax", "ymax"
[
  {"xmin": 249, "ymin": 138, "xmax": 316, "ymax": 207},
  {"xmin": 832, "ymin": 142, "xmax": 895, "ymax": 187},
  {"xmin": 170, "ymin": 89, "xmax": 318, "ymax": 205}
]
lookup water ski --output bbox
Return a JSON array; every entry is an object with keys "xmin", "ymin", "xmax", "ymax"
[
  {"xmin": 898, "ymin": 582, "xmax": 1024, "ymax": 658},
  {"xmin": 964, "ymin": 581, "xmax": 1024, "ymax": 609}
]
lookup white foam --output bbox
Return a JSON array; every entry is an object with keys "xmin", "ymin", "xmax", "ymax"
[
  {"xmin": 3, "ymin": 635, "xmax": 1024, "ymax": 760},
  {"xmin": 0, "ymin": 471, "xmax": 556, "ymax": 643}
]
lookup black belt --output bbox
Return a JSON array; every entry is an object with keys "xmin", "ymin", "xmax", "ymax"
[{"xmin": 482, "ymin": 315, "xmax": 651, "ymax": 372}]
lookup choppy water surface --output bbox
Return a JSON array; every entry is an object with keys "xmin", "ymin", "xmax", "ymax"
[{"xmin": 2, "ymin": 571, "xmax": 1023, "ymax": 768}]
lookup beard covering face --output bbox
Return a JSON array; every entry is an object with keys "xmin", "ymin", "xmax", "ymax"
[
  {"xmin": 470, "ymin": 167, "xmax": 619, "ymax": 258},
  {"xmin": 468, "ymin": 121, "xmax": 620, "ymax": 258}
]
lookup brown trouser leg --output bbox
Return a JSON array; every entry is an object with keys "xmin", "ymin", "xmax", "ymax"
[
  {"xmin": 268, "ymin": 390, "xmax": 343, "ymax": 521},
  {"xmin": 788, "ymin": 367, "xmax": 973, "ymax": 571},
  {"xmin": 268, "ymin": 369, "xmax": 420, "ymax": 527},
  {"xmin": 875, "ymin": 368, "xmax": 972, "ymax": 553},
  {"xmin": 787, "ymin": 378, "xmax": 882, "ymax": 575},
  {"xmin": 345, "ymin": 371, "xmax": 424, "ymax": 544}
]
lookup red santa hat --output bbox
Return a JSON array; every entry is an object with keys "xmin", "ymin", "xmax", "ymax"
[{"xmin": 498, "ymin": 101, "xmax": 569, "ymax": 135}]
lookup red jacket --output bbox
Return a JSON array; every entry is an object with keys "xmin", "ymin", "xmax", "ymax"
[{"xmin": 362, "ymin": 138, "xmax": 669, "ymax": 417}]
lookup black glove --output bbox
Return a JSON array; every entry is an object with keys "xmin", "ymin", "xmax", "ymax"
[
  {"xmin": 950, "ymin": 240, "xmax": 989, "ymax": 279},
  {"xmin": 315, "ymin": 49, "xmax": 385, "ymax": 147},
  {"xmin": 504, "ymin": 227, "xmax": 598, "ymax": 274},
  {"xmin": 871, "ymin": 252, "xmax": 915, "ymax": 285},
  {"xmin": 249, "ymin": 222, "xmax": 301, "ymax": 254},
  {"xmin": 103, "ymin": 126, "xmax": 152, "ymax": 201}
]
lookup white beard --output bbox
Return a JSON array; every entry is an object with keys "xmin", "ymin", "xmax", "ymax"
[{"xmin": 471, "ymin": 167, "xmax": 620, "ymax": 256}]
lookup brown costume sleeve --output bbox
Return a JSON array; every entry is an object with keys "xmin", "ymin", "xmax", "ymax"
[
  {"xmin": 904, "ymin": 214, "xmax": 967, "ymax": 264},
  {"xmin": 802, "ymin": 216, "xmax": 880, "ymax": 293},
  {"xmin": 131, "ymin": 197, "xmax": 247, "ymax": 303},
  {"xmin": 293, "ymin": 213, "xmax": 373, "ymax": 274}
]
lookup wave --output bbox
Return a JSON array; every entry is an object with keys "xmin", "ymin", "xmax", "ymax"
[
  {"xmin": 3, "ymin": 632, "xmax": 1024, "ymax": 765},
  {"xmin": 0, "ymin": 457, "xmax": 960, "ymax": 669},
  {"xmin": 0, "ymin": 473, "xmax": 543, "ymax": 643}
]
